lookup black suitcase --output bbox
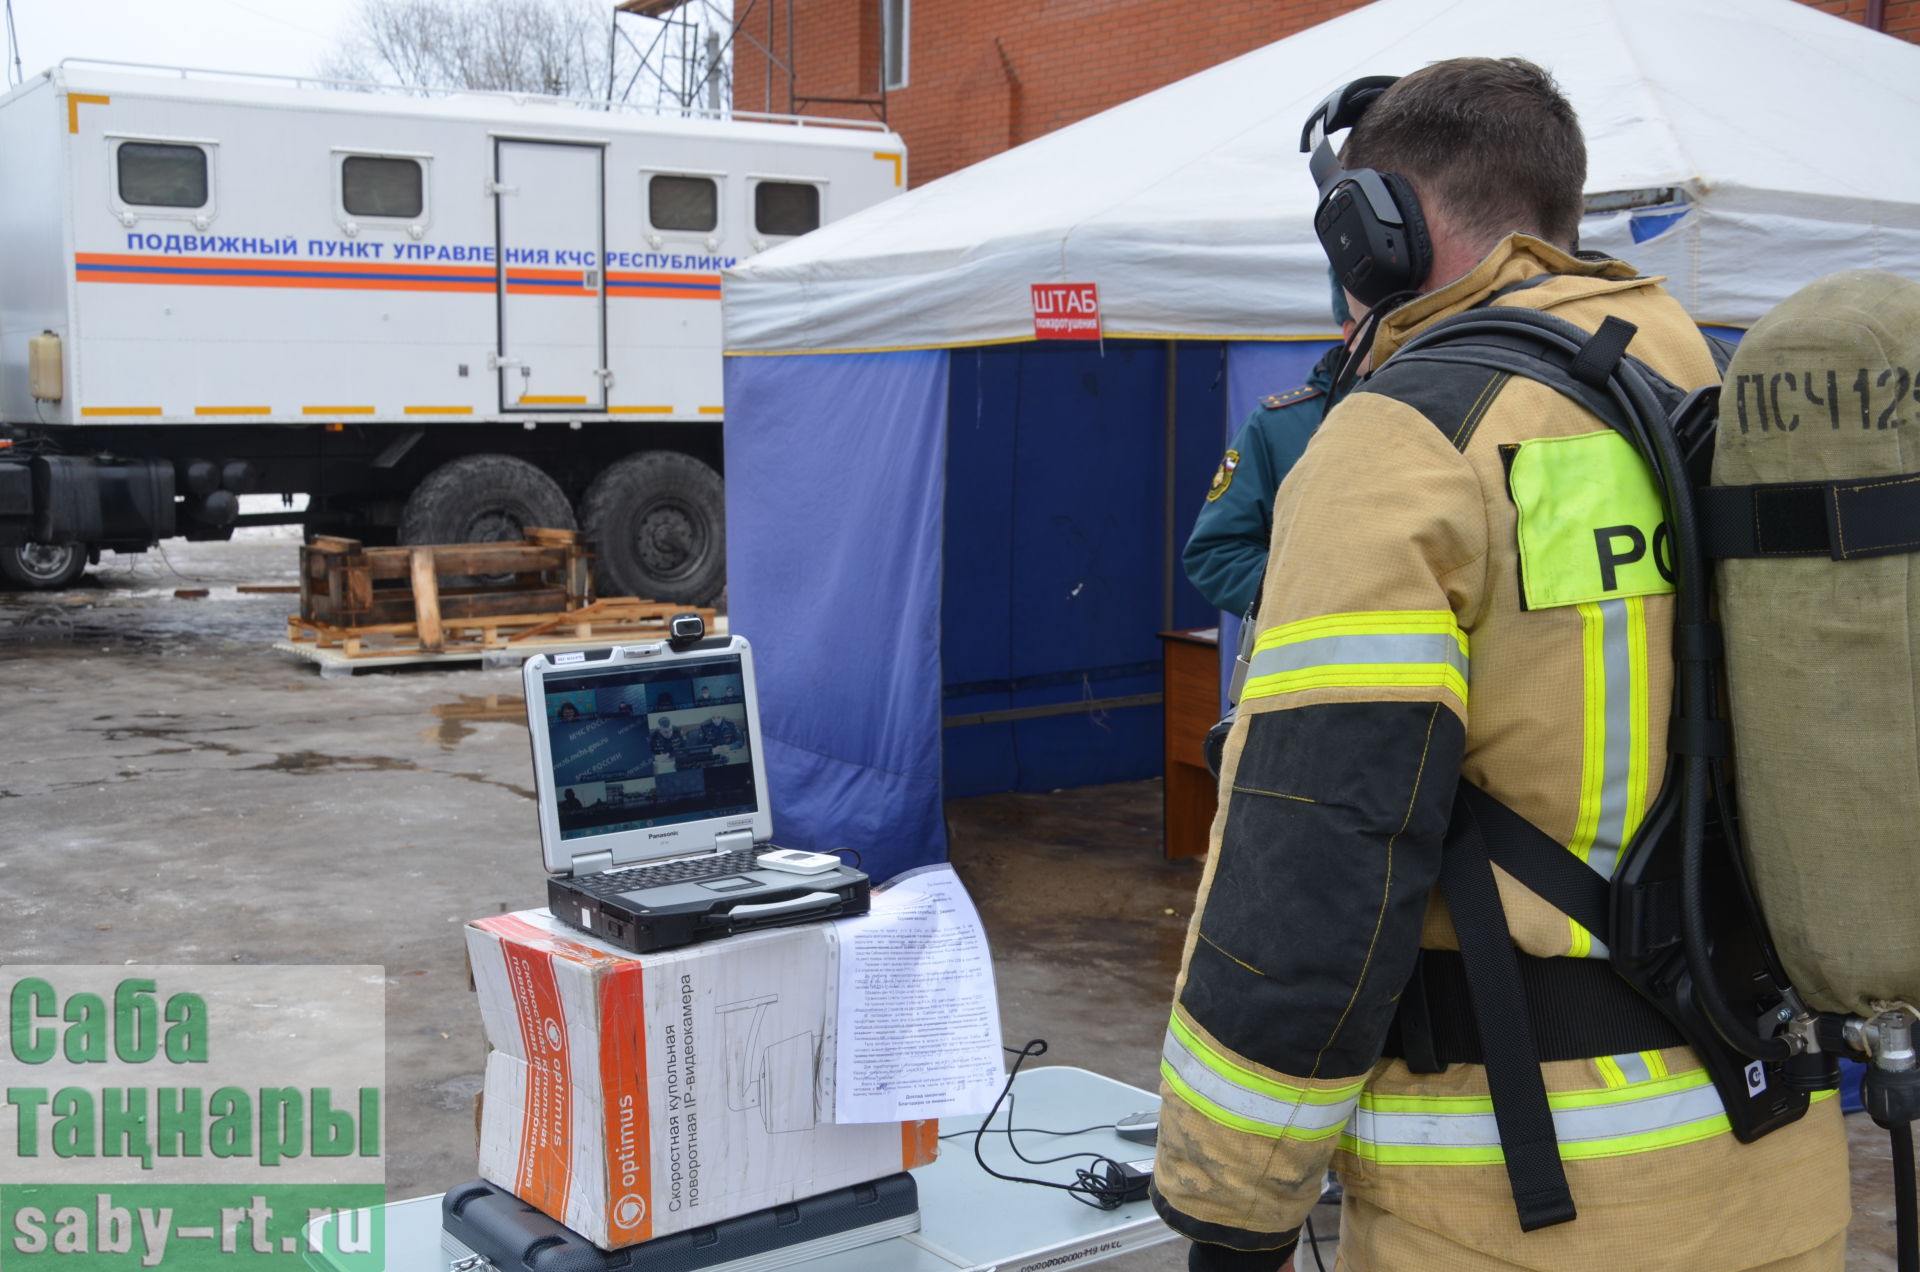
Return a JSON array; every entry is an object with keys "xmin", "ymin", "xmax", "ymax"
[{"xmin": 440, "ymin": 1175, "xmax": 919, "ymax": 1272}]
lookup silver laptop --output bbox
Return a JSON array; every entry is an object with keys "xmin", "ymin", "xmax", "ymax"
[{"xmin": 522, "ymin": 635, "xmax": 870, "ymax": 953}]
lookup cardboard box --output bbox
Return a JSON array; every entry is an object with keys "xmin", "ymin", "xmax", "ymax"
[{"xmin": 465, "ymin": 910, "xmax": 939, "ymax": 1248}]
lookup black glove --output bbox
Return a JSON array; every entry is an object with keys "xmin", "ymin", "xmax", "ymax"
[{"xmin": 1187, "ymin": 1233, "xmax": 1299, "ymax": 1272}]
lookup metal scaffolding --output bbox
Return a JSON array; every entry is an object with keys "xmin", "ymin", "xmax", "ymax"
[{"xmin": 610, "ymin": 0, "xmax": 886, "ymax": 121}]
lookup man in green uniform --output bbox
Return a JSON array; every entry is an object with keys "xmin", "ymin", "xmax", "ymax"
[{"xmin": 1183, "ymin": 279, "xmax": 1358, "ymax": 616}]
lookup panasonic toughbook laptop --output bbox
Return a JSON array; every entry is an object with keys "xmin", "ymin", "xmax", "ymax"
[{"xmin": 523, "ymin": 634, "xmax": 869, "ymax": 953}]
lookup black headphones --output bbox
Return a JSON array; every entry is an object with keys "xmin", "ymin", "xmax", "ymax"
[{"xmin": 1299, "ymin": 75, "xmax": 1433, "ymax": 309}]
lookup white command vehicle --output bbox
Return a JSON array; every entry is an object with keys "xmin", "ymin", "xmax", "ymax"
[{"xmin": 0, "ymin": 63, "xmax": 906, "ymax": 598}]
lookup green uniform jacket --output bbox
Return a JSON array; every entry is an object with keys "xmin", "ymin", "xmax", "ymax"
[{"xmin": 1183, "ymin": 345, "xmax": 1347, "ymax": 615}]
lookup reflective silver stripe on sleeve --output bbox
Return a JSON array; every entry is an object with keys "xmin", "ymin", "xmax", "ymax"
[
  {"xmin": 1161, "ymin": 1031, "xmax": 1359, "ymax": 1135},
  {"xmin": 1246, "ymin": 631, "xmax": 1470, "ymax": 682}
]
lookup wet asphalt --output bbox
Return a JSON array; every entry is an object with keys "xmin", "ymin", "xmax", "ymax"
[{"xmin": 0, "ymin": 530, "xmax": 1899, "ymax": 1271}]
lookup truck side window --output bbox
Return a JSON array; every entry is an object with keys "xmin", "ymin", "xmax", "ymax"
[
  {"xmin": 650, "ymin": 175, "xmax": 717, "ymax": 233},
  {"xmin": 754, "ymin": 182, "xmax": 820, "ymax": 237},
  {"xmin": 342, "ymin": 156, "xmax": 424, "ymax": 219},
  {"xmin": 118, "ymin": 142, "xmax": 208, "ymax": 209}
]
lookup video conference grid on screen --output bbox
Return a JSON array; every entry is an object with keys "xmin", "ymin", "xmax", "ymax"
[{"xmin": 541, "ymin": 658, "xmax": 755, "ymax": 841}]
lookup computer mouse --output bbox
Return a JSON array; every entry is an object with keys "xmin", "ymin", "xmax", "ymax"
[{"xmin": 1114, "ymin": 1110, "xmax": 1159, "ymax": 1145}]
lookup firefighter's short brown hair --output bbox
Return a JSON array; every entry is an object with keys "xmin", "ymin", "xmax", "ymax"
[{"xmin": 1344, "ymin": 57, "xmax": 1586, "ymax": 254}]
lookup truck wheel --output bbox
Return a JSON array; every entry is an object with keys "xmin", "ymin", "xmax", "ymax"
[
  {"xmin": 399, "ymin": 454, "xmax": 576, "ymax": 546},
  {"xmin": 0, "ymin": 542, "xmax": 87, "ymax": 590},
  {"xmin": 579, "ymin": 452, "xmax": 725, "ymax": 605}
]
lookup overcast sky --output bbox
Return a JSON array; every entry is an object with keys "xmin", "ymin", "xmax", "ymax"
[{"xmin": 8, "ymin": 0, "xmax": 360, "ymax": 82}]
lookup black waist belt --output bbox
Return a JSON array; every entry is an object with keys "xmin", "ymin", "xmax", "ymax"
[{"xmin": 1383, "ymin": 947, "xmax": 1685, "ymax": 1070}]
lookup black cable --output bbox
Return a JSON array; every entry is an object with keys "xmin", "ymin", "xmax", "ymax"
[
  {"xmin": 939, "ymin": 1118, "xmax": 1106, "ymax": 1142},
  {"xmin": 1894, "ymin": 1122, "xmax": 1917, "ymax": 1272},
  {"xmin": 969, "ymin": 1040, "xmax": 1139, "ymax": 1210},
  {"xmin": 831, "ymin": 846, "xmax": 863, "ymax": 868},
  {"xmin": 1303, "ymin": 1214, "xmax": 1329, "ymax": 1272}
]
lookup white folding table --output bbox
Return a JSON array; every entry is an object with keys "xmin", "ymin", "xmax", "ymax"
[{"xmin": 311, "ymin": 1066, "xmax": 1174, "ymax": 1272}]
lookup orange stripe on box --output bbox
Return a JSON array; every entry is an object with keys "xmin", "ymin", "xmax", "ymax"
[
  {"xmin": 67, "ymin": 93, "xmax": 109, "ymax": 134},
  {"xmin": 195, "ymin": 406, "xmax": 270, "ymax": 416},
  {"xmin": 302, "ymin": 406, "xmax": 376, "ymax": 415},
  {"xmin": 697, "ymin": 406, "xmax": 724, "ymax": 416},
  {"xmin": 81, "ymin": 406, "xmax": 162, "ymax": 417},
  {"xmin": 902, "ymin": 1118, "xmax": 940, "ymax": 1168},
  {"xmin": 473, "ymin": 914, "xmax": 627, "ymax": 967},
  {"xmin": 518, "ymin": 395, "xmax": 589, "ymax": 406},
  {"xmin": 404, "ymin": 405, "xmax": 476, "ymax": 415},
  {"xmin": 607, "ymin": 406, "xmax": 673, "ymax": 415},
  {"xmin": 873, "ymin": 151, "xmax": 904, "ymax": 187},
  {"xmin": 500, "ymin": 942, "xmax": 574, "ymax": 1220},
  {"xmin": 598, "ymin": 964, "xmax": 653, "ymax": 1245}
]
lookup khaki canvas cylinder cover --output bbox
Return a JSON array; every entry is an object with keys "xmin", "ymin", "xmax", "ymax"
[{"xmin": 1713, "ymin": 270, "xmax": 1920, "ymax": 1018}]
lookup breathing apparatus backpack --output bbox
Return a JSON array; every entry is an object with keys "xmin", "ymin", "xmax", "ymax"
[{"xmin": 1380, "ymin": 271, "xmax": 1920, "ymax": 1264}]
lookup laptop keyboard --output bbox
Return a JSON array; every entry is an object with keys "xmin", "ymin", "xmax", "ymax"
[{"xmin": 572, "ymin": 849, "xmax": 764, "ymax": 897}]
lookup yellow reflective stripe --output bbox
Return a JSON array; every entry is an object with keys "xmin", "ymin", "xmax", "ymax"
[
  {"xmin": 1642, "ymin": 1049, "xmax": 1669, "ymax": 1080},
  {"xmin": 1624, "ymin": 594, "xmax": 1652, "ymax": 845},
  {"xmin": 1595, "ymin": 1055, "xmax": 1629, "ymax": 1089},
  {"xmin": 1166, "ymin": 1012, "xmax": 1364, "ymax": 1107},
  {"xmin": 1254, "ymin": 609, "xmax": 1467, "ymax": 649},
  {"xmin": 1243, "ymin": 610, "xmax": 1468, "ymax": 706},
  {"xmin": 1568, "ymin": 919, "xmax": 1594, "ymax": 960},
  {"xmin": 1360, "ymin": 1066, "xmax": 1712, "ymax": 1115},
  {"xmin": 1342, "ymin": 1068, "xmax": 1728, "ymax": 1165},
  {"xmin": 1243, "ymin": 665, "xmax": 1471, "ymax": 702},
  {"xmin": 1160, "ymin": 1063, "xmax": 1348, "ymax": 1143}
]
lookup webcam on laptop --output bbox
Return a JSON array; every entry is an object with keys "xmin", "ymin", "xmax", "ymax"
[{"xmin": 668, "ymin": 612, "xmax": 707, "ymax": 650}]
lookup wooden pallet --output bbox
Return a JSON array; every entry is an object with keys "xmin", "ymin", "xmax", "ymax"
[
  {"xmin": 283, "ymin": 596, "xmax": 716, "ymax": 660},
  {"xmin": 284, "ymin": 528, "xmax": 715, "ymax": 664},
  {"xmin": 300, "ymin": 527, "xmax": 596, "ymax": 644}
]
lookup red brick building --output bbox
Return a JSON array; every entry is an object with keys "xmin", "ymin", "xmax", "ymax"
[{"xmin": 730, "ymin": 0, "xmax": 1920, "ymax": 189}]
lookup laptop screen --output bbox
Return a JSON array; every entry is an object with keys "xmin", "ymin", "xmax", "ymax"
[{"xmin": 537, "ymin": 653, "xmax": 758, "ymax": 842}]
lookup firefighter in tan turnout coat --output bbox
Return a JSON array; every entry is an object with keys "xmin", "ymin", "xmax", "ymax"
[{"xmin": 1151, "ymin": 59, "xmax": 1849, "ymax": 1272}]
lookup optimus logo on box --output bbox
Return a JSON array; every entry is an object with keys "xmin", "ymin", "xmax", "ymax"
[{"xmin": 1031, "ymin": 283, "xmax": 1101, "ymax": 340}]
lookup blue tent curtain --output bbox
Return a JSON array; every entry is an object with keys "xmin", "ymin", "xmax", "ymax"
[
  {"xmin": 941, "ymin": 341, "xmax": 1221, "ymax": 797},
  {"xmin": 722, "ymin": 350, "xmax": 950, "ymax": 882}
]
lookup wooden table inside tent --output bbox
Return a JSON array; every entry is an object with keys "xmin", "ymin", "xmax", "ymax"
[{"xmin": 1157, "ymin": 627, "xmax": 1220, "ymax": 859}]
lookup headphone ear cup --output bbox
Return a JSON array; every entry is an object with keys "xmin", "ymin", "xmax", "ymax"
[{"xmin": 1378, "ymin": 171, "xmax": 1433, "ymax": 293}]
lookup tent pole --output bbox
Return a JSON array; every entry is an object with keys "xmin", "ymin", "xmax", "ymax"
[{"xmin": 1163, "ymin": 341, "xmax": 1177, "ymax": 631}]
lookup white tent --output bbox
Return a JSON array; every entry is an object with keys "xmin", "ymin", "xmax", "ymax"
[
  {"xmin": 719, "ymin": 0, "xmax": 1920, "ymax": 873},
  {"xmin": 725, "ymin": 0, "xmax": 1920, "ymax": 352}
]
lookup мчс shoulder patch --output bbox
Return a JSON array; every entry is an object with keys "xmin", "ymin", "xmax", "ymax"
[
  {"xmin": 1508, "ymin": 429, "xmax": 1675, "ymax": 609},
  {"xmin": 1206, "ymin": 449, "xmax": 1241, "ymax": 502}
]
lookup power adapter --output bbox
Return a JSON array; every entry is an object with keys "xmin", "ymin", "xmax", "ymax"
[{"xmin": 1101, "ymin": 1156, "xmax": 1154, "ymax": 1205}]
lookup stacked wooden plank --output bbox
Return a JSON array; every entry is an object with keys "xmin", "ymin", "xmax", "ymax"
[{"xmin": 284, "ymin": 528, "xmax": 715, "ymax": 661}]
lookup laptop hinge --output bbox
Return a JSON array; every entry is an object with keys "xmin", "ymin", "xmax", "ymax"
[
  {"xmin": 715, "ymin": 828, "xmax": 755, "ymax": 855},
  {"xmin": 571, "ymin": 849, "xmax": 614, "ymax": 877}
]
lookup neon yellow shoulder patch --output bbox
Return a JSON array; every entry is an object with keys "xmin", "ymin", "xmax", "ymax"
[{"xmin": 1509, "ymin": 430, "xmax": 1675, "ymax": 609}]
